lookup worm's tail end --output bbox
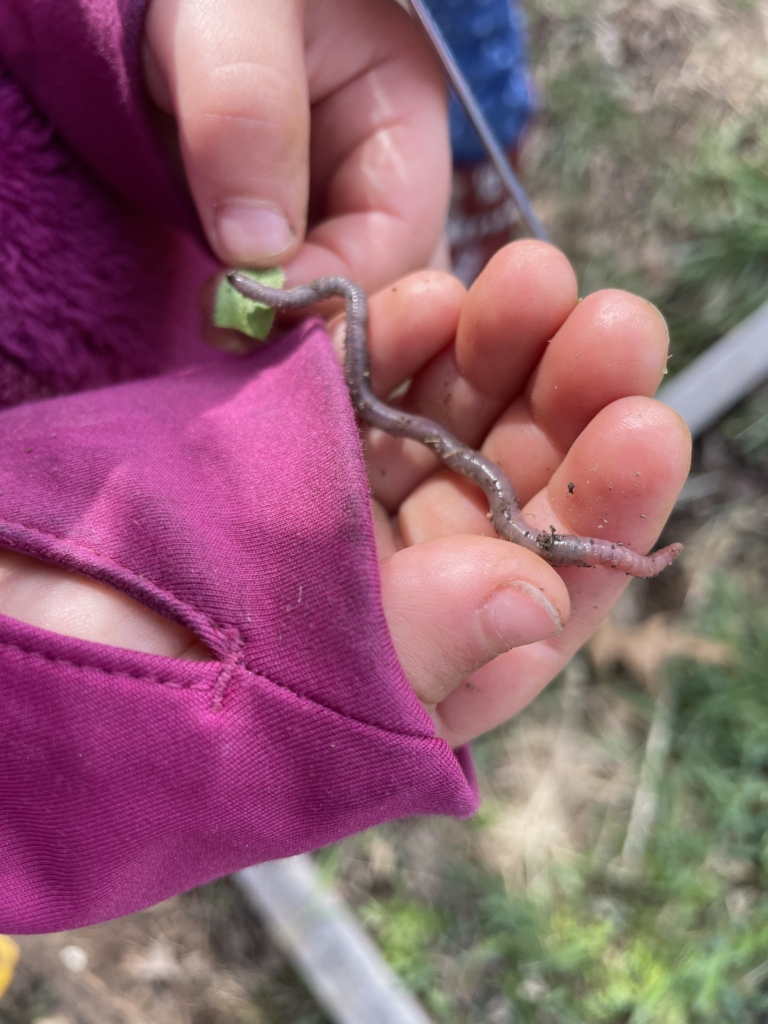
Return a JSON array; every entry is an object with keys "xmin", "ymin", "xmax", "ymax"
[
  {"xmin": 545, "ymin": 534, "xmax": 683, "ymax": 578},
  {"xmin": 628, "ymin": 542, "xmax": 683, "ymax": 578}
]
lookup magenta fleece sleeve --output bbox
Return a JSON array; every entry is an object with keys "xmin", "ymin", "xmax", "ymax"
[
  {"xmin": 0, "ymin": 0, "xmax": 194, "ymax": 226},
  {"xmin": 0, "ymin": 1, "xmax": 477, "ymax": 933}
]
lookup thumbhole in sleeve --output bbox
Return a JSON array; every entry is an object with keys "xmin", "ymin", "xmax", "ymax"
[{"xmin": 0, "ymin": 549, "xmax": 216, "ymax": 661}]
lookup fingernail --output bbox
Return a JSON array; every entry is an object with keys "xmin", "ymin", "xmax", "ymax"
[
  {"xmin": 214, "ymin": 202, "xmax": 294, "ymax": 263},
  {"xmin": 478, "ymin": 581, "xmax": 563, "ymax": 654}
]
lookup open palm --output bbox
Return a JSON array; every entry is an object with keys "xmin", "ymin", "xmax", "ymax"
[{"xmin": 342, "ymin": 241, "xmax": 690, "ymax": 746}]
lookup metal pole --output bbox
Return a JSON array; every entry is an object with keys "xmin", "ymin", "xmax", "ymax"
[{"xmin": 236, "ymin": 856, "xmax": 435, "ymax": 1024}]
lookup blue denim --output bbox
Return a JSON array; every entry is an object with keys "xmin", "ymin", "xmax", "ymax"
[{"xmin": 427, "ymin": 0, "xmax": 534, "ymax": 163}]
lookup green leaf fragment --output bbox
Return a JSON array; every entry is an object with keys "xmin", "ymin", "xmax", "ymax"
[{"xmin": 213, "ymin": 266, "xmax": 285, "ymax": 342}]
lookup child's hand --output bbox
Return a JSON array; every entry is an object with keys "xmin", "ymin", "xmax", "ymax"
[
  {"xmin": 143, "ymin": 0, "xmax": 450, "ymax": 293},
  {"xmin": 0, "ymin": 243, "xmax": 690, "ymax": 747},
  {"xmin": 340, "ymin": 241, "xmax": 690, "ymax": 745}
]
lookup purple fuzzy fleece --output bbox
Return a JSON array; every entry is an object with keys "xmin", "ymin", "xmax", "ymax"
[{"xmin": 0, "ymin": 0, "xmax": 475, "ymax": 933}]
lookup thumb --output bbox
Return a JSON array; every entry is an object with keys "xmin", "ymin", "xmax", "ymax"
[
  {"xmin": 145, "ymin": 0, "xmax": 308, "ymax": 266},
  {"xmin": 378, "ymin": 535, "xmax": 570, "ymax": 710}
]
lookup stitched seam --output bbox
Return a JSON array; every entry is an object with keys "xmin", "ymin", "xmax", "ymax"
[
  {"xmin": 0, "ymin": 635, "xmax": 214, "ymax": 690},
  {"xmin": 0, "ymin": 525, "xmax": 437, "ymax": 742},
  {"xmin": 0, "ymin": 635, "xmax": 441, "ymax": 743},
  {"xmin": 211, "ymin": 644, "xmax": 243, "ymax": 712},
  {"xmin": 239, "ymin": 656, "xmax": 438, "ymax": 742},
  {"xmin": 0, "ymin": 518, "xmax": 245, "ymax": 651}
]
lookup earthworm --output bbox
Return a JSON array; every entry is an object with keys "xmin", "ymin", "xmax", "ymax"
[{"xmin": 228, "ymin": 272, "xmax": 681, "ymax": 578}]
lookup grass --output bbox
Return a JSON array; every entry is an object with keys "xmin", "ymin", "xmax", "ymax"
[
  {"xmin": 524, "ymin": 0, "xmax": 768, "ymax": 374},
  {"xmin": 657, "ymin": 121, "xmax": 768, "ymax": 370}
]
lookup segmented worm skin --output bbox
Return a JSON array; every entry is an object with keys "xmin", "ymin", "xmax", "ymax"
[{"xmin": 228, "ymin": 272, "xmax": 681, "ymax": 578}]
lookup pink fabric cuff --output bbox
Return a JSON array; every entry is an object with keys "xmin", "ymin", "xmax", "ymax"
[{"xmin": 0, "ymin": 321, "xmax": 476, "ymax": 934}]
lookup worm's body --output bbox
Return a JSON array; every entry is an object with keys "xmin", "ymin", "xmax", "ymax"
[{"xmin": 228, "ymin": 272, "xmax": 681, "ymax": 579}]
